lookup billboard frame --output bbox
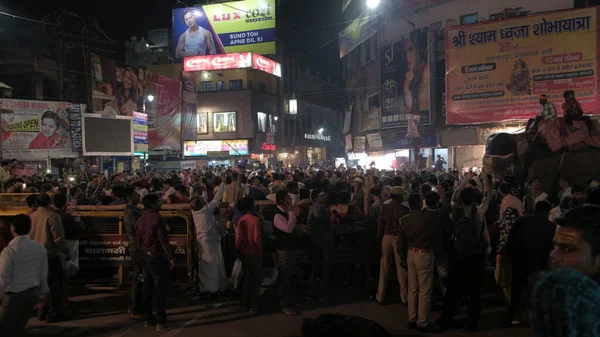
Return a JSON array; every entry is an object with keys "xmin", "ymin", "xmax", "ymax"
[{"xmin": 82, "ymin": 113, "xmax": 135, "ymax": 156}]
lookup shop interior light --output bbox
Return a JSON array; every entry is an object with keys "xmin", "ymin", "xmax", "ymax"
[{"xmin": 289, "ymin": 99, "xmax": 298, "ymax": 114}]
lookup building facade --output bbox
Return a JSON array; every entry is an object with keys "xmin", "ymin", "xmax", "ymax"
[{"xmin": 341, "ymin": 0, "xmax": 579, "ymax": 170}]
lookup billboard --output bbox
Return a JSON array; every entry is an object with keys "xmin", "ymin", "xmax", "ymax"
[
  {"xmin": 339, "ymin": 13, "xmax": 378, "ymax": 58},
  {"xmin": 446, "ymin": 8, "xmax": 598, "ymax": 124},
  {"xmin": 184, "ymin": 139, "xmax": 249, "ymax": 157},
  {"xmin": 181, "ymin": 72, "xmax": 197, "ymax": 139},
  {"xmin": 91, "ymin": 54, "xmax": 150, "ymax": 116},
  {"xmin": 146, "ymin": 76, "xmax": 182, "ymax": 151},
  {"xmin": 0, "ymin": 99, "xmax": 81, "ymax": 160},
  {"xmin": 133, "ymin": 112, "xmax": 148, "ymax": 153},
  {"xmin": 172, "ymin": 0, "xmax": 276, "ymax": 63},
  {"xmin": 184, "ymin": 52, "xmax": 281, "ymax": 77},
  {"xmin": 380, "ymin": 28, "xmax": 430, "ymax": 128}
]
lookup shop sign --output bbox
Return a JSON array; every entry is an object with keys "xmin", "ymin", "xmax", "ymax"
[
  {"xmin": 353, "ymin": 136, "xmax": 366, "ymax": 152},
  {"xmin": 304, "ymin": 134, "xmax": 331, "ymax": 141},
  {"xmin": 261, "ymin": 143, "xmax": 276, "ymax": 151},
  {"xmin": 367, "ymin": 133, "xmax": 383, "ymax": 150},
  {"xmin": 385, "ymin": 133, "xmax": 438, "ymax": 150},
  {"xmin": 184, "ymin": 139, "xmax": 249, "ymax": 156}
]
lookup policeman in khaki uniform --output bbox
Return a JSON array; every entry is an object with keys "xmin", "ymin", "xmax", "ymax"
[
  {"xmin": 375, "ymin": 186, "xmax": 409, "ymax": 305},
  {"xmin": 399, "ymin": 192, "xmax": 442, "ymax": 333}
]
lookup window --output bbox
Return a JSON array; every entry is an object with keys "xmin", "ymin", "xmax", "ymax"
[
  {"xmin": 257, "ymin": 112, "xmax": 268, "ymax": 132},
  {"xmin": 368, "ymin": 94, "xmax": 380, "ymax": 109},
  {"xmin": 213, "ymin": 112, "xmax": 236, "ymax": 132},
  {"xmin": 268, "ymin": 114, "xmax": 277, "ymax": 133},
  {"xmin": 199, "ymin": 81, "xmax": 213, "ymax": 92},
  {"xmin": 216, "ymin": 81, "xmax": 224, "ymax": 91},
  {"xmin": 460, "ymin": 13, "xmax": 478, "ymax": 24},
  {"xmin": 229, "ymin": 80, "xmax": 243, "ymax": 90},
  {"xmin": 196, "ymin": 112, "xmax": 208, "ymax": 134}
]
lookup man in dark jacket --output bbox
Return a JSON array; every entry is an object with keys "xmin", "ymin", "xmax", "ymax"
[{"xmin": 124, "ymin": 187, "xmax": 144, "ymax": 320}]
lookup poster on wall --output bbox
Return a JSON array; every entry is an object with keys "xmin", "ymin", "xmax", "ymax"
[
  {"xmin": 362, "ymin": 106, "xmax": 380, "ymax": 132},
  {"xmin": 380, "ymin": 28, "xmax": 430, "ymax": 129},
  {"xmin": 446, "ymin": 7, "xmax": 599, "ymax": 124},
  {"xmin": 181, "ymin": 71, "xmax": 197, "ymax": 139},
  {"xmin": 172, "ymin": 0, "xmax": 276, "ymax": 63},
  {"xmin": 0, "ymin": 99, "xmax": 80, "ymax": 160},
  {"xmin": 147, "ymin": 76, "xmax": 182, "ymax": 151}
]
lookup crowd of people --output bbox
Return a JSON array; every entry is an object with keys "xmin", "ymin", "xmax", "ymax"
[{"xmin": 0, "ymin": 159, "xmax": 599, "ymax": 336}]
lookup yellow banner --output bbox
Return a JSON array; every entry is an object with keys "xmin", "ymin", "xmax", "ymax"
[
  {"xmin": 5, "ymin": 117, "xmax": 39, "ymax": 132},
  {"xmin": 446, "ymin": 8, "xmax": 599, "ymax": 124}
]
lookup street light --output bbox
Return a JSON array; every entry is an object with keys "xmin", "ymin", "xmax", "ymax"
[
  {"xmin": 147, "ymin": 94, "xmax": 154, "ymax": 102},
  {"xmin": 274, "ymin": 116, "xmax": 279, "ymax": 121},
  {"xmin": 366, "ymin": 0, "xmax": 380, "ymax": 9},
  {"xmin": 318, "ymin": 128, "xmax": 324, "ymax": 134}
]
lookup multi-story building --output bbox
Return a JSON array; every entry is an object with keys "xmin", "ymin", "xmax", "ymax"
[{"xmin": 341, "ymin": 0, "xmax": 586, "ymax": 170}]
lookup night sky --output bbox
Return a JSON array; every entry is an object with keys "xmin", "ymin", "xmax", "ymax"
[{"xmin": 1, "ymin": 0, "xmax": 342, "ymax": 80}]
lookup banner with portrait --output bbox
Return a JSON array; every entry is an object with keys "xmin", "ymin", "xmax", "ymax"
[
  {"xmin": 91, "ymin": 54, "xmax": 150, "ymax": 116},
  {"xmin": 172, "ymin": 0, "xmax": 276, "ymax": 63},
  {"xmin": 380, "ymin": 28, "xmax": 431, "ymax": 129},
  {"xmin": 446, "ymin": 7, "xmax": 599, "ymax": 124},
  {"xmin": 0, "ymin": 99, "xmax": 81, "ymax": 160}
]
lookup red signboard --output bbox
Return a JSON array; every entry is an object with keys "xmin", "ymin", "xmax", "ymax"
[
  {"xmin": 261, "ymin": 143, "xmax": 276, "ymax": 151},
  {"xmin": 252, "ymin": 53, "xmax": 282, "ymax": 77},
  {"xmin": 184, "ymin": 52, "xmax": 281, "ymax": 77}
]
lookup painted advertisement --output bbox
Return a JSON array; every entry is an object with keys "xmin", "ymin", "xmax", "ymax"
[
  {"xmin": 172, "ymin": 0, "xmax": 276, "ymax": 63},
  {"xmin": 446, "ymin": 7, "xmax": 599, "ymax": 124},
  {"xmin": 181, "ymin": 72, "xmax": 197, "ymax": 140},
  {"xmin": 184, "ymin": 139, "xmax": 249, "ymax": 157},
  {"xmin": 0, "ymin": 99, "xmax": 81, "ymax": 160},
  {"xmin": 380, "ymin": 28, "xmax": 430, "ymax": 128},
  {"xmin": 147, "ymin": 76, "xmax": 182, "ymax": 151}
]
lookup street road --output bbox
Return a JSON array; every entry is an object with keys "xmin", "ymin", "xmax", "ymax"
[{"xmin": 25, "ymin": 285, "xmax": 535, "ymax": 337}]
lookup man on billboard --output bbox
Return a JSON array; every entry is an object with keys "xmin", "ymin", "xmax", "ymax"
[{"xmin": 176, "ymin": 9, "xmax": 216, "ymax": 59}]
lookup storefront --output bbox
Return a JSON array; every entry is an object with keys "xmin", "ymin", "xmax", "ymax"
[
  {"xmin": 303, "ymin": 133, "xmax": 331, "ymax": 166},
  {"xmin": 440, "ymin": 125, "xmax": 524, "ymax": 170}
]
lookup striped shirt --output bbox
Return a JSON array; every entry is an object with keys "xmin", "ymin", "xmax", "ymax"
[{"xmin": 0, "ymin": 235, "xmax": 49, "ymax": 297}]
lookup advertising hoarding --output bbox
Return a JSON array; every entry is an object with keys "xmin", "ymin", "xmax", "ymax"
[
  {"xmin": 445, "ymin": 7, "xmax": 599, "ymax": 124},
  {"xmin": 146, "ymin": 76, "xmax": 182, "ymax": 151},
  {"xmin": 172, "ymin": 0, "xmax": 276, "ymax": 63},
  {"xmin": 133, "ymin": 112, "xmax": 148, "ymax": 153},
  {"xmin": 184, "ymin": 139, "xmax": 249, "ymax": 157},
  {"xmin": 380, "ymin": 28, "xmax": 430, "ymax": 128},
  {"xmin": 183, "ymin": 52, "xmax": 281, "ymax": 77},
  {"xmin": 0, "ymin": 99, "xmax": 81, "ymax": 160},
  {"xmin": 82, "ymin": 114, "xmax": 134, "ymax": 156},
  {"xmin": 181, "ymin": 72, "xmax": 197, "ymax": 139}
]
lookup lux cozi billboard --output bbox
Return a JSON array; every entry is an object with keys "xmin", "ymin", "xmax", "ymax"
[
  {"xmin": 172, "ymin": 0, "xmax": 276, "ymax": 63},
  {"xmin": 184, "ymin": 52, "xmax": 281, "ymax": 77}
]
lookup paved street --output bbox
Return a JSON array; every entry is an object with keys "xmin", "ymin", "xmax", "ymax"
[{"xmin": 25, "ymin": 285, "xmax": 535, "ymax": 337}]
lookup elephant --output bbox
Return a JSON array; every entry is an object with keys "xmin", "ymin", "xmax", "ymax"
[{"xmin": 485, "ymin": 131, "xmax": 600, "ymax": 195}]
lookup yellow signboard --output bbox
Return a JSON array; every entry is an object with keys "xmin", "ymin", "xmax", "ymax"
[
  {"xmin": 446, "ymin": 8, "xmax": 598, "ymax": 124},
  {"xmin": 5, "ymin": 118, "xmax": 39, "ymax": 132}
]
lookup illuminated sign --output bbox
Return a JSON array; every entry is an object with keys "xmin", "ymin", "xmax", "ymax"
[
  {"xmin": 184, "ymin": 52, "xmax": 281, "ymax": 77},
  {"xmin": 261, "ymin": 143, "xmax": 276, "ymax": 151},
  {"xmin": 184, "ymin": 139, "xmax": 249, "ymax": 157},
  {"xmin": 304, "ymin": 134, "xmax": 331, "ymax": 141}
]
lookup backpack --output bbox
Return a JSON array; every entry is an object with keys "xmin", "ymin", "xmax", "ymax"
[{"xmin": 450, "ymin": 207, "xmax": 486, "ymax": 257}]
